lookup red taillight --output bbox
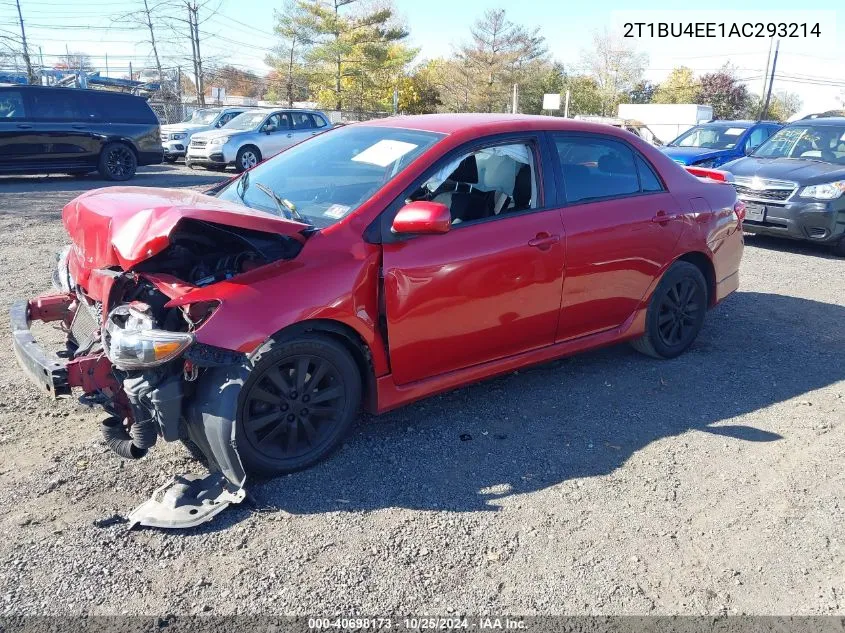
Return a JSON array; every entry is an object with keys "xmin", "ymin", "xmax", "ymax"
[
  {"xmin": 685, "ymin": 166, "xmax": 732, "ymax": 182},
  {"xmin": 733, "ymin": 200, "xmax": 746, "ymax": 223}
]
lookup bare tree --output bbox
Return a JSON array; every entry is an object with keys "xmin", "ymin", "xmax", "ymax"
[
  {"xmin": 113, "ymin": 0, "xmax": 171, "ymax": 91},
  {"xmin": 13, "ymin": 0, "xmax": 37, "ymax": 84},
  {"xmin": 580, "ymin": 29, "xmax": 647, "ymax": 116}
]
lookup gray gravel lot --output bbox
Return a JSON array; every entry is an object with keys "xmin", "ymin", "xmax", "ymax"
[{"xmin": 0, "ymin": 164, "xmax": 842, "ymax": 616}]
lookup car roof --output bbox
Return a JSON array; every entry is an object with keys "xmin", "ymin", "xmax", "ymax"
[
  {"xmin": 357, "ymin": 113, "xmax": 659, "ymax": 136},
  {"xmin": 787, "ymin": 117, "xmax": 845, "ymax": 126}
]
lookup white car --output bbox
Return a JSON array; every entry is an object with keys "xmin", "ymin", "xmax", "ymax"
[
  {"xmin": 160, "ymin": 107, "xmax": 248, "ymax": 162},
  {"xmin": 185, "ymin": 108, "xmax": 332, "ymax": 172}
]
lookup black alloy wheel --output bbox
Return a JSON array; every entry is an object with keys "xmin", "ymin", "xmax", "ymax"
[
  {"xmin": 98, "ymin": 142, "xmax": 137, "ymax": 181},
  {"xmin": 236, "ymin": 335, "xmax": 361, "ymax": 475},
  {"xmin": 630, "ymin": 261, "xmax": 708, "ymax": 359},
  {"xmin": 655, "ymin": 277, "xmax": 703, "ymax": 347}
]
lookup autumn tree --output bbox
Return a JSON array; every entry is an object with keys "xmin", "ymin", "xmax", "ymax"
[
  {"xmin": 746, "ymin": 91, "xmax": 802, "ymax": 122},
  {"xmin": 697, "ymin": 66, "xmax": 750, "ymax": 119},
  {"xmin": 205, "ymin": 65, "xmax": 264, "ymax": 99},
  {"xmin": 580, "ymin": 29, "xmax": 647, "ymax": 116},
  {"xmin": 654, "ymin": 66, "xmax": 700, "ymax": 104},
  {"xmin": 458, "ymin": 8, "xmax": 546, "ymax": 112}
]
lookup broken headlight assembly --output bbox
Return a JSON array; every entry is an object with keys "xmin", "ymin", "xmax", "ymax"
[{"xmin": 103, "ymin": 304, "xmax": 194, "ymax": 370}]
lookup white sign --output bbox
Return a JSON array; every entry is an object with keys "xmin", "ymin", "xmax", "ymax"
[{"xmin": 542, "ymin": 93, "xmax": 561, "ymax": 110}]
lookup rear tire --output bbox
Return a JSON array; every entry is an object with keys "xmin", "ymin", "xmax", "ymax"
[
  {"xmin": 235, "ymin": 334, "xmax": 361, "ymax": 476},
  {"xmin": 98, "ymin": 142, "xmax": 137, "ymax": 181},
  {"xmin": 163, "ymin": 156, "xmax": 178, "ymax": 164},
  {"xmin": 235, "ymin": 146, "xmax": 261, "ymax": 173},
  {"xmin": 631, "ymin": 261, "xmax": 708, "ymax": 359}
]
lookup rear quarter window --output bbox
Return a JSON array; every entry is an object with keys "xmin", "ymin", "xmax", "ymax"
[{"xmin": 94, "ymin": 93, "xmax": 158, "ymax": 124}]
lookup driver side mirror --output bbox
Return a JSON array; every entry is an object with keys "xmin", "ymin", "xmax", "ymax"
[{"xmin": 391, "ymin": 201, "xmax": 451, "ymax": 235}]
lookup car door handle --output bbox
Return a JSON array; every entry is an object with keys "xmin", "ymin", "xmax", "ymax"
[
  {"xmin": 16, "ymin": 123, "xmax": 33, "ymax": 129},
  {"xmin": 651, "ymin": 211, "xmax": 683, "ymax": 224},
  {"xmin": 528, "ymin": 233, "xmax": 560, "ymax": 250},
  {"xmin": 286, "ymin": 133, "xmax": 292, "ymax": 138},
  {"xmin": 71, "ymin": 124, "xmax": 87, "ymax": 130}
]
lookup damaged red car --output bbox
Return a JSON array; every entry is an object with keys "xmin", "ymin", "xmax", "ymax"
[{"xmin": 11, "ymin": 114, "xmax": 744, "ymax": 527}]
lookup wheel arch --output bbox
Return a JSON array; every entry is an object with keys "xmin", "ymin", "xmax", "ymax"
[
  {"xmin": 102, "ymin": 137, "xmax": 139, "ymax": 159},
  {"xmin": 676, "ymin": 251, "xmax": 716, "ymax": 307},
  {"xmin": 264, "ymin": 318, "xmax": 377, "ymax": 413}
]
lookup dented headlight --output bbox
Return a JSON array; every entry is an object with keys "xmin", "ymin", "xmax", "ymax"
[{"xmin": 103, "ymin": 304, "xmax": 194, "ymax": 370}]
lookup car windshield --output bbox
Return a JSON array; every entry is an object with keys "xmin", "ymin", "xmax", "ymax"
[
  {"xmin": 217, "ymin": 125, "xmax": 443, "ymax": 228},
  {"xmin": 669, "ymin": 125, "xmax": 749, "ymax": 149},
  {"xmin": 751, "ymin": 124, "xmax": 845, "ymax": 165},
  {"xmin": 184, "ymin": 109, "xmax": 218, "ymax": 125},
  {"xmin": 223, "ymin": 111, "xmax": 269, "ymax": 130}
]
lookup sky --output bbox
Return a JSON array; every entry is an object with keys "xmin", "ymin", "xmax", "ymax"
[{"xmin": 0, "ymin": 0, "xmax": 842, "ymax": 115}]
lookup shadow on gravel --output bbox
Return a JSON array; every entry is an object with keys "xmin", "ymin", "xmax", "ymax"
[
  {"xmin": 0, "ymin": 165, "xmax": 227, "ymax": 197},
  {"xmin": 202, "ymin": 291, "xmax": 845, "ymax": 529}
]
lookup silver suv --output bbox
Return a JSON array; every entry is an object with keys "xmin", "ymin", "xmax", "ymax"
[
  {"xmin": 160, "ymin": 106, "xmax": 248, "ymax": 162},
  {"xmin": 186, "ymin": 108, "xmax": 332, "ymax": 172}
]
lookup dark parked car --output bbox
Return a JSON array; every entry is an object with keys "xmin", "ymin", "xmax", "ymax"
[
  {"xmin": 722, "ymin": 116, "xmax": 845, "ymax": 256},
  {"xmin": 661, "ymin": 120, "xmax": 782, "ymax": 168},
  {"xmin": 0, "ymin": 85, "xmax": 162, "ymax": 180}
]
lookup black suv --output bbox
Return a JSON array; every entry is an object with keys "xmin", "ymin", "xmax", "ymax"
[
  {"xmin": 722, "ymin": 116, "xmax": 845, "ymax": 256},
  {"xmin": 0, "ymin": 85, "xmax": 162, "ymax": 180}
]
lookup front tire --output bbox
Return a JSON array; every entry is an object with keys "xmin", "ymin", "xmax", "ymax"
[
  {"xmin": 833, "ymin": 237, "xmax": 845, "ymax": 258},
  {"xmin": 630, "ymin": 261, "xmax": 708, "ymax": 359},
  {"xmin": 98, "ymin": 142, "xmax": 137, "ymax": 181},
  {"xmin": 235, "ymin": 146, "xmax": 261, "ymax": 173},
  {"xmin": 236, "ymin": 334, "xmax": 361, "ymax": 476}
]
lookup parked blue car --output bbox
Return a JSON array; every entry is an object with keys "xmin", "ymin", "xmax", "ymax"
[{"xmin": 661, "ymin": 120, "xmax": 783, "ymax": 168}]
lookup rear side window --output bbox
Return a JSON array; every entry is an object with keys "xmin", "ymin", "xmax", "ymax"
[
  {"xmin": 553, "ymin": 135, "xmax": 665, "ymax": 203},
  {"xmin": 311, "ymin": 114, "xmax": 327, "ymax": 128},
  {"xmin": 0, "ymin": 90, "xmax": 26, "ymax": 119},
  {"xmin": 636, "ymin": 156, "xmax": 663, "ymax": 192},
  {"xmin": 554, "ymin": 136, "xmax": 638, "ymax": 203},
  {"xmin": 93, "ymin": 93, "xmax": 157, "ymax": 124},
  {"xmin": 746, "ymin": 126, "xmax": 768, "ymax": 151},
  {"xmin": 29, "ymin": 89, "xmax": 92, "ymax": 121}
]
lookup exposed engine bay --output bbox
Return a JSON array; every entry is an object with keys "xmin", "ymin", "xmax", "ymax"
[{"xmin": 26, "ymin": 218, "xmax": 305, "ymax": 528}]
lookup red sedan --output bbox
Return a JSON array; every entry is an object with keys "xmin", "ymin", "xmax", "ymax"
[{"xmin": 12, "ymin": 114, "xmax": 743, "ymax": 526}]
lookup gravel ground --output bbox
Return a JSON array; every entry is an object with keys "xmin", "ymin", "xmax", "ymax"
[{"xmin": 0, "ymin": 164, "xmax": 843, "ymax": 616}]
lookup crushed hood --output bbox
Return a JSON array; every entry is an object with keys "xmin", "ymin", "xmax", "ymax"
[{"xmin": 63, "ymin": 186, "xmax": 308, "ymax": 272}]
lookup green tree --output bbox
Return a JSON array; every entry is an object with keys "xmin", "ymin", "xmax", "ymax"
[
  {"xmin": 628, "ymin": 80, "xmax": 657, "ymax": 104},
  {"xmin": 458, "ymin": 8, "xmax": 547, "ymax": 112},
  {"xmin": 518, "ymin": 61, "xmax": 566, "ymax": 114},
  {"xmin": 580, "ymin": 29, "xmax": 647, "ymax": 116},
  {"xmin": 266, "ymin": 0, "xmax": 315, "ymax": 107},
  {"xmin": 395, "ymin": 61, "xmax": 442, "ymax": 114},
  {"xmin": 299, "ymin": 0, "xmax": 408, "ymax": 111},
  {"xmin": 562, "ymin": 74, "xmax": 603, "ymax": 116},
  {"xmin": 654, "ymin": 66, "xmax": 700, "ymax": 104}
]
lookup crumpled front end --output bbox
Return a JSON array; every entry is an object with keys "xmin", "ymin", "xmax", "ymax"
[{"xmin": 10, "ymin": 188, "xmax": 308, "ymax": 528}]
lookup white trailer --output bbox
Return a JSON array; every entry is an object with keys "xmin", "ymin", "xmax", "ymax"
[{"xmin": 616, "ymin": 104, "xmax": 713, "ymax": 144}]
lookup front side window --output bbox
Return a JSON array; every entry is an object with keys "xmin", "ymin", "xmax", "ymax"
[
  {"xmin": 670, "ymin": 125, "xmax": 748, "ymax": 150},
  {"xmin": 263, "ymin": 113, "xmax": 290, "ymax": 132},
  {"xmin": 216, "ymin": 125, "xmax": 443, "ymax": 228},
  {"xmin": 553, "ymin": 136, "xmax": 643, "ymax": 203},
  {"xmin": 0, "ymin": 91, "xmax": 26, "ymax": 119},
  {"xmin": 752, "ymin": 125, "xmax": 845, "ymax": 165},
  {"xmin": 410, "ymin": 142, "xmax": 538, "ymax": 225}
]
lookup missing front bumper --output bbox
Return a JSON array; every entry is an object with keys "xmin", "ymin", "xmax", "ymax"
[{"xmin": 10, "ymin": 298, "xmax": 72, "ymax": 397}]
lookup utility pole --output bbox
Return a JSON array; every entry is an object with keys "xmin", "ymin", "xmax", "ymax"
[
  {"xmin": 142, "ymin": 0, "xmax": 164, "ymax": 91},
  {"xmin": 511, "ymin": 83, "xmax": 519, "ymax": 114},
  {"xmin": 760, "ymin": 38, "xmax": 774, "ymax": 111},
  {"xmin": 15, "ymin": 0, "xmax": 36, "ymax": 84},
  {"xmin": 761, "ymin": 39, "xmax": 780, "ymax": 120},
  {"xmin": 105, "ymin": 52, "xmax": 109, "ymax": 78},
  {"xmin": 563, "ymin": 89, "xmax": 571, "ymax": 118},
  {"xmin": 187, "ymin": 3, "xmax": 205, "ymax": 106}
]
